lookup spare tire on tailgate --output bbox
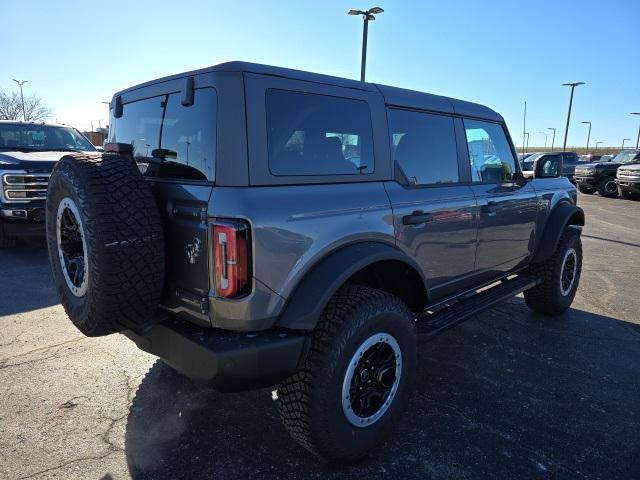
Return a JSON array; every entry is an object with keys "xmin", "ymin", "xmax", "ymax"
[{"xmin": 46, "ymin": 153, "xmax": 165, "ymax": 337}]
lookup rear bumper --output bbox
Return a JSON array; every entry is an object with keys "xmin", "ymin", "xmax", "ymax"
[
  {"xmin": 616, "ymin": 178, "xmax": 640, "ymax": 193},
  {"xmin": 123, "ymin": 315, "xmax": 306, "ymax": 392}
]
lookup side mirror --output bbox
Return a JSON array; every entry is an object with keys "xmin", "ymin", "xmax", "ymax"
[{"xmin": 534, "ymin": 156, "xmax": 562, "ymax": 178}]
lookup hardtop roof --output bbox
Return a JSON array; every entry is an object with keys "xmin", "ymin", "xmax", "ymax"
[{"xmin": 112, "ymin": 61, "xmax": 503, "ymax": 122}]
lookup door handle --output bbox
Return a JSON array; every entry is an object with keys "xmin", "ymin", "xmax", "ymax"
[
  {"xmin": 481, "ymin": 202, "xmax": 498, "ymax": 214},
  {"xmin": 402, "ymin": 210, "xmax": 433, "ymax": 225}
]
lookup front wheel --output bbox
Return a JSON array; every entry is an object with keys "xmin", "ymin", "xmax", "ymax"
[
  {"xmin": 618, "ymin": 186, "xmax": 633, "ymax": 199},
  {"xmin": 524, "ymin": 228, "xmax": 582, "ymax": 316},
  {"xmin": 277, "ymin": 286, "xmax": 416, "ymax": 464},
  {"xmin": 597, "ymin": 177, "xmax": 618, "ymax": 197}
]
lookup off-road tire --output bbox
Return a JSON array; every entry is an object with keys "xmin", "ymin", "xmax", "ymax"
[
  {"xmin": 276, "ymin": 285, "xmax": 416, "ymax": 464},
  {"xmin": 46, "ymin": 153, "xmax": 165, "ymax": 337},
  {"xmin": 524, "ymin": 228, "xmax": 582, "ymax": 316},
  {"xmin": 597, "ymin": 177, "xmax": 618, "ymax": 197},
  {"xmin": 0, "ymin": 221, "xmax": 17, "ymax": 248},
  {"xmin": 617, "ymin": 186, "xmax": 633, "ymax": 199},
  {"xmin": 577, "ymin": 184, "xmax": 594, "ymax": 194}
]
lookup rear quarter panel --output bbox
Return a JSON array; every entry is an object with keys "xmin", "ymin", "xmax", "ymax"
[{"xmin": 208, "ymin": 183, "xmax": 395, "ymax": 300}]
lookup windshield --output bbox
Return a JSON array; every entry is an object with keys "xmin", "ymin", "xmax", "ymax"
[
  {"xmin": 0, "ymin": 124, "xmax": 96, "ymax": 152},
  {"xmin": 612, "ymin": 150, "xmax": 640, "ymax": 164}
]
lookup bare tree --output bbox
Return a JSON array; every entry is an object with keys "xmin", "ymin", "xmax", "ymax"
[{"xmin": 0, "ymin": 90, "xmax": 53, "ymax": 121}]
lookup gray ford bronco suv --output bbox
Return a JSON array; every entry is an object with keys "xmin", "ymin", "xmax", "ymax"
[{"xmin": 46, "ymin": 62, "xmax": 584, "ymax": 463}]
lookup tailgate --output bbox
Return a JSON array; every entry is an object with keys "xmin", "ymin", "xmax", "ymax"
[{"xmin": 148, "ymin": 180, "xmax": 213, "ymax": 324}]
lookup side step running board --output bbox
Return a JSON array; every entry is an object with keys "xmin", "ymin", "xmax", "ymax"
[{"xmin": 416, "ymin": 275, "xmax": 539, "ymax": 338}]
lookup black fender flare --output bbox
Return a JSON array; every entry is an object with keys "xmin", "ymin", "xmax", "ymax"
[
  {"xmin": 276, "ymin": 242, "xmax": 427, "ymax": 330},
  {"xmin": 532, "ymin": 203, "xmax": 584, "ymax": 263}
]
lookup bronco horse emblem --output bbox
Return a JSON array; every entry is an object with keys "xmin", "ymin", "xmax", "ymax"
[{"xmin": 185, "ymin": 238, "xmax": 201, "ymax": 264}]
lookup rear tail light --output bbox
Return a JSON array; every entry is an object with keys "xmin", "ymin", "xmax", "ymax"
[{"xmin": 212, "ymin": 220, "xmax": 251, "ymax": 298}]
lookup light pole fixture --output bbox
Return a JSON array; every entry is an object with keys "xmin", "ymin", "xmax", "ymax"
[
  {"xmin": 581, "ymin": 121, "xmax": 592, "ymax": 153},
  {"xmin": 561, "ymin": 82, "xmax": 585, "ymax": 151},
  {"xmin": 595, "ymin": 141, "xmax": 603, "ymax": 151},
  {"xmin": 348, "ymin": 7, "xmax": 384, "ymax": 82},
  {"xmin": 622, "ymin": 138, "xmax": 631, "ymax": 150},
  {"xmin": 12, "ymin": 79, "xmax": 28, "ymax": 121},
  {"xmin": 631, "ymin": 112, "xmax": 640, "ymax": 149},
  {"xmin": 548, "ymin": 127, "xmax": 556, "ymax": 152}
]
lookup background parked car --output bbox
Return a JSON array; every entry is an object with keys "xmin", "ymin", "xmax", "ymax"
[
  {"xmin": 615, "ymin": 151, "xmax": 640, "ymax": 199},
  {"xmin": 575, "ymin": 149, "xmax": 640, "ymax": 197},
  {"xmin": 0, "ymin": 121, "xmax": 96, "ymax": 247},
  {"xmin": 521, "ymin": 151, "xmax": 579, "ymax": 184}
]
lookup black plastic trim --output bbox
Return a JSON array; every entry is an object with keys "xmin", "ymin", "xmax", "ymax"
[
  {"xmin": 123, "ymin": 315, "xmax": 305, "ymax": 392},
  {"xmin": 276, "ymin": 242, "xmax": 427, "ymax": 330},
  {"xmin": 532, "ymin": 203, "xmax": 584, "ymax": 263}
]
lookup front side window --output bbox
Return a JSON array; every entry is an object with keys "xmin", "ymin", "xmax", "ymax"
[
  {"xmin": 464, "ymin": 119, "xmax": 517, "ymax": 183},
  {"xmin": 266, "ymin": 89, "xmax": 374, "ymax": 176},
  {"xmin": 389, "ymin": 109, "xmax": 459, "ymax": 185},
  {"xmin": 109, "ymin": 88, "xmax": 216, "ymax": 181}
]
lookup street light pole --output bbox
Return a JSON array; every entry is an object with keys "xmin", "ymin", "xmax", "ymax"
[
  {"xmin": 581, "ymin": 121, "xmax": 591, "ymax": 153},
  {"xmin": 595, "ymin": 141, "xmax": 603, "ymax": 152},
  {"xmin": 522, "ymin": 101, "xmax": 527, "ymax": 156},
  {"xmin": 548, "ymin": 127, "xmax": 556, "ymax": 152},
  {"xmin": 348, "ymin": 7, "xmax": 384, "ymax": 82},
  {"xmin": 631, "ymin": 113, "xmax": 640, "ymax": 149},
  {"xmin": 12, "ymin": 79, "xmax": 28, "ymax": 121},
  {"xmin": 540, "ymin": 131, "xmax": 549, "ymax": 151},
  {"xmin": 622, "ymin": 139, "xmax": 631, "ymax": 150},
  {"xmin": 524, "ymin": 132, "xmax": 530, "ymax": 153},
  {"xmin": 561, "ymin": 82, "xmax": 585, "ymax": 151}
]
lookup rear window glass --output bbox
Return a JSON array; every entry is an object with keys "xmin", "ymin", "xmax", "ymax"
[
  {"xmin": 266, "ymin": 89, "xmax": 374, "ymax": 176},
  {"xmin": 109, "ymin": 88, "xmax": 216, "ymax": 181}
]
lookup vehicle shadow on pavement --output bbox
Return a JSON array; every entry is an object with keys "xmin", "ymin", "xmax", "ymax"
[
  {"xmin": 0, "ymin": 241, "xmax": 58, "ymax": 316},
  {"xmin": 125, "ymin": 301, "xmax": 640, "ymax": 480}
]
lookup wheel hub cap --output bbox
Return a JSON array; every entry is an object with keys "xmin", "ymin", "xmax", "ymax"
[
  {"xmin": 342, "ymin": 333, "xmax": 402, "ymax": 428},
  {"xmin": 56, "ymin": 197, "xmax": 88, "ymax": 297}
]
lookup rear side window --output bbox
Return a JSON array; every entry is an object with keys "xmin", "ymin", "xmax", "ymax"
[
  {"xmin": 109, "ymin": 88, "xmax": 217, "ymax": 181},
  {"xmin": 463, "ymin": 119, "xmax": 517, "ymax": 183},
  {"xmin": 266, "ymin": 89, "xmax": 374, "ymax": 176},
  {"xmin": 389, "ymin": 109, "xmax": 459, "ymax": 185}
]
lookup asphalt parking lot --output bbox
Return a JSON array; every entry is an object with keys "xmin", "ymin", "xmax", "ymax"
[{"xmin": 1, "ymin": 193, "xmax": 639, "ymax": 480}]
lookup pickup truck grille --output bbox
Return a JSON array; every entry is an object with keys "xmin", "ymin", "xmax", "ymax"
[
  {"xmin": 1, "ymin": 172, "xmax": 50, "ymax": 203},
  {"xmin": 617, "ymin": 169, "xmax": 640, "ymax": 180}
]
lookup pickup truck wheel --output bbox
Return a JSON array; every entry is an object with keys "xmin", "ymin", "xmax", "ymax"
[
  {"xmin": 524, "ymin": 228, "xmax": 582, "ymax": 316},
  {"xmin": 46, "ymin": 154, "xmax": 165, "ymax": 337},
  {"xmin": 276, "ymin": 285, "xmax": 416, "ymax": 464},
  {"xmin": 0, "ymin": 221, "xmax": 17, "ymax": 248},
  {"xmin": 617, "ymin": 186, "xmax": 633, "ymax": 199},
  {"xmin": 597, "ymin": 177, "xmax": 618, "ymax": 197},
  {"xmin": 577, "ymin": 185, "xmax": 594, "ymax": 194}
]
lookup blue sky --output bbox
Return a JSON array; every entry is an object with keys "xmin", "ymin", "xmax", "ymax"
[{"xmin": 2, "ymin": 0, "xmax": 639, "ymax": 149}]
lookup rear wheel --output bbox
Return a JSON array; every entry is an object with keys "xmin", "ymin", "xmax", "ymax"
[
  {"xmin": 46, "ymin": 153, "xmax": 165, "ymax": 337},
  {"xmin": 577, "ymin": 184, "xmax": 595, "ymax": 194},
  {"xmin": 524, "ymin": 228, "xmax": 582, "ymax": 316},
  {"xmin": 277, "ymin": 286, "xmax": 416, "ymax": 464},
  {"xmin": 597, "ymin": 177, "xmax": 618, "ymax": 197},
  {"xmin": 0, "ymin": 221, "xmax": 17, "ymax": 249}
]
